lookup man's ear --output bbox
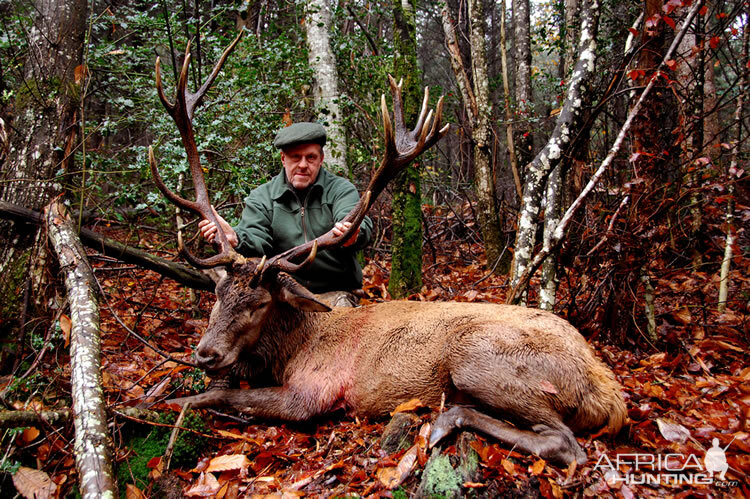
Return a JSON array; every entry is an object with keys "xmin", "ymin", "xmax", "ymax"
[{"xmin": 276, "ymin": 273, "xmax": 332, "ymax": 312}]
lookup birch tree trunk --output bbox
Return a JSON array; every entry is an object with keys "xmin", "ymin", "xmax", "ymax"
[
  {"xmin": 304, "ymin": 0, "xmax": 347, "ymax": 174},
  {"xmin": 468, "ymin": 0, "xmax": 506, "ymax": 271},
  {"xmin": 0, "ymin": 0, "xmax": 86, "ymax": 367},
  {"xmin": 539, "ymin": 164, "xmax": 561, "ymax": 310},
  {"xmin": 513, "ymin": 0, "xmax": 534, "ymax": 167},
  {"xmin": 388, "ymin": 0, "xmax": 423, "ymax": 298},
  {"xmin": 510, "ymin": 0, "xmax": 600, "ymax": 302},
  {"xmin": 46, "ymin": 201, "xmax": 116, "ymax": 498},
  {"xmin": 539, "ymin": 0, "xmax": 580, "ymax": 310},
  {"xmin": 442, "ymin": 1, "xmax": 506, "ymax": 271}
]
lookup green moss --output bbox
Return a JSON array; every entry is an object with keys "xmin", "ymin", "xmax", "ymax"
[
  {"xmin": 388, "ymin": 0, "xmax": 424, "ymax": 299},
  {"xmin": 457, "ymin": 446, "xmax": 479, "ymax": 482},
  {"xmin": 389, "ymin": 165, "xmax": 423, "ymax": 298},
  {"xmin": 392, "ymin": 488, "xmax": 408, "ymax": 499},
  {"xmin": 117, "ymin": 410, "xmax": 208, "ymax": 496},
  {"xmin": 420, "ymin": 454, "xmax": 462, "ymax": 498},
  {"xmin": 0, "ymin": 248, "xmax": 33, "ymax": 372}
]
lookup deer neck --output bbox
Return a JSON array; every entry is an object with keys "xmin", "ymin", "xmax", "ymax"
[{"xmin": 253, "ymin": 305, "xmax": 325, "ymax": 381}]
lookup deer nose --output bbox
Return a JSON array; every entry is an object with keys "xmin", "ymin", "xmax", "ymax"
[{"xmin": 195, "ymin": 345, "xmax": 222, "ymax": 369}]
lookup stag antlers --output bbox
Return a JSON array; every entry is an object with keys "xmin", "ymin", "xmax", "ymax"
[{"xmin": 149, "ymin": 33, "xmax": 449, "ymax": 281}]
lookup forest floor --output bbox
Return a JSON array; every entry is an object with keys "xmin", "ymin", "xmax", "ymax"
[{"xmin": 2, "ymin": 208, "xmax": 748, "ymax": 498}]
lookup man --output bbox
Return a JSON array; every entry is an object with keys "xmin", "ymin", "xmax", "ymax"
[{"xmin": 199, "ymin": 122, "xmax": 372, "ymax": 306}]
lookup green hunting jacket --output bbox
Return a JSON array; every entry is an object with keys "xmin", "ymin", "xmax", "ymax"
[{"xmin": 233, "ymin": 168, "xmax": 373, "ymax": 293}]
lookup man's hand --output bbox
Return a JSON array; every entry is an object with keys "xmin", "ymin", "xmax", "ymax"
[
  {"xmin": 332, "ymin": 221, "xmax": 359, "ymax": 247},
  {"xmin": 198, "ymin": 207, "xmax": 239, "ymax": 248}
]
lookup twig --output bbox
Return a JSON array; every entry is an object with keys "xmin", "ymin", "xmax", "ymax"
[
  {"xmin": 586, "ymin": 195, "xmax": 630, "ymax": 255},
  {"xmin": 163, "ymin": 402, "xmax": 191, "ymax": 470}
]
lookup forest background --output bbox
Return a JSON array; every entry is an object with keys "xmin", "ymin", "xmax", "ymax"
[{"xmin": 0, "ymin": 0, "xmax": 747, "ymax": 497}]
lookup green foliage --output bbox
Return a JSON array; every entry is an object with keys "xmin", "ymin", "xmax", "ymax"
[
  {"xmin": 4, "ymin": 372, "xmax": 47, "ymax": 400},
  {"xmin": 76, "ymin": 1, "xmax": 313, "ymax": 225},
  {"xmin": 173, "ymin": 367, "xmax": 206, "ymax": 394}
]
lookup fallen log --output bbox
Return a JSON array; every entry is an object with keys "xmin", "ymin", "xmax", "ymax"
[
  {"xmin": 46, "ymin": 200, "xmax": 116, "ymax": 498},
  {"xmin": 0, "ymin": 201, "xmax": 213, "ymax": 291}
]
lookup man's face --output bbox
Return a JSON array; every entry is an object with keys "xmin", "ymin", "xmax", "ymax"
[{"xmin": 281, "ymin": 143, "xmax": 324, "ymax": 190}]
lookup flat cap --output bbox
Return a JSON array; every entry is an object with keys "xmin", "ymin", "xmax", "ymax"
[{"xmin": 273, "ymin": 122, "xmax": 327, "ymax": 150}]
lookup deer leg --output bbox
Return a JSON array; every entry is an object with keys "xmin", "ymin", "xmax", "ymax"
[
  {"xmin": 169, "ymin": 386, "xmax": 327, "ymax": 421},
  {"xmin": 430, "ymin": 406, "xmax": 586, "ymax": 466}
]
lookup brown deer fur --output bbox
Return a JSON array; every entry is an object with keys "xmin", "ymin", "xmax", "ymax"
[{"xmin": 175, "ymin": 261, "xmax": 626, "ymax": 465}]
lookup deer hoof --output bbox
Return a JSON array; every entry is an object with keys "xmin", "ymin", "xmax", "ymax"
[
  {"xmin": 532, "ymin": 424, "xmax": 587, "ymax": 466},
  {"xmin": 429, "ymin": 407, "xmax": 464, "ymax": 447}
]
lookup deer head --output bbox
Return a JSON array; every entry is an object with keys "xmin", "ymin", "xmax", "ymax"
[{"xmin": 149, "ymin": 33, "xmax": 449, "ymax": 371}]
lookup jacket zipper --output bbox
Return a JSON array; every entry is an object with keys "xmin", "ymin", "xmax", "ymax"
[{"xmin": 294, "ymin": 190, "xmax": 312, "ymax": 243}]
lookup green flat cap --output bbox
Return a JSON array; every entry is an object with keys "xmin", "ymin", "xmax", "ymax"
[{"xmin": 273, "ymin": 122, "xmax": 327, "ymax": 149}]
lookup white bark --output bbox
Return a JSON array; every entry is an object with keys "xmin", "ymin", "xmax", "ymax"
[
  {"xmin": 511, "ymin": 0, "xmax": 600, "ymax": 302},
  {"xmin": 46, "ymin": 201, "xmax": 116, "ymax": 498},
  {"xmin": 539, "ymin": 165, "xmax": 561, "ymax": 310},
  {"xmin": 506, "ymin": 0, "xmax": 703, "ymax": 304},
  {"xmin": 305, "ymin": 0, "xmax": 347, "ymax": 174}
]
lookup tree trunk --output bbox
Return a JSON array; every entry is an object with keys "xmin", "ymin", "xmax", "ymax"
[
  {"xmin": 510, "ymin": 0, "xmax": 600, "ymax": 303},
  {"xmin": 441, "ymin": 2, "xmax": 506, "ymax": 271},
  {"xmin": 506, "ymin": 0, "xmax": 703, "ymax": 305},
  {"xmin": 468, "ymin": 0, "xmax": 507, "ymax": 271},
  {"xmin": 0, "ymin": 0, "xmax": 86, "ymax": 370},
  {"xmin": 46, "ymin": 201, "xmax": 116, "ymax": 498},
  {"xmin": 499, "ymin": 0, "xmax": 523, "ymax": 202},
  {"xmin": 305, "ymin": 0, "xmax": 347, "ymax": 174},
  {"xmin": 539, "ymin": 0, "xmax": 581, "ymax": 309},
  {"xmin": 388, "ymin": 0, "xmax": 423, "ymax": 298},
  {"xmin": 718, "ymin": 22, "xmax": 747, "ymax": 312},
  {"xmin": 539, "ymin": 164, "xmax": 561, "ymax": 310},
  {"xmin": 513, "ymin": 0, "xmax": 533, "ymax": 167}
]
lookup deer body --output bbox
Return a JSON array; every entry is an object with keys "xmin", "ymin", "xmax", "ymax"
[{"xmin": 182, "ymin": 271, "xmax": 626, "ymax": 465}]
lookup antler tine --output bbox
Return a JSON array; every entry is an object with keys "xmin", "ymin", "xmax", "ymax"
[
  {"xmin": 248, "ymin": 255, "xmax": 267, "ymax": 287},
  {"xmin": 155, "ymin": 57, "xmax": 176, "ymax": 115},
  {"xmin": 381, "ymin": 92, "xmax": 395, "ymax": 160},
  {"xmin": 150, "ymin": 33, "xmax": 245, "ymax": 269},
  {"xmin": 388, "ymin": 75, "xmax": 406, "ymax": 134},
  {"xmin": 264, "ymin": 240, "xmax": 319, "ymax": 276},
  {"xmin": 190, "ymin": 30, "xmax": 244, "ymax": 115},
  {"xmin": 412, "ymin": 86, "xmax": 430, "ymax": 135},
  {"xmin": 148, "ymin": 146, "xmax": 200, "ymax": 214}
]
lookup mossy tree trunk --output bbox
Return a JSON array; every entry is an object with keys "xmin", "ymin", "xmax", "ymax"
[
  {"xmin": 388, "ymin": 0, "xmax": 423, "ymax": 298},
  {"xmin": 0, "ymin": 0, "xmax": 87, "ymax": 368}
]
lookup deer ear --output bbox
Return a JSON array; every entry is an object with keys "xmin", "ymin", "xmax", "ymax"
[
  {"xmin": 276, "ymin": 274, "xmax": 332, "ymax": 312},
  {"xmin": 203, "ymin": 267, "xmax": 227, "ymax": 284}
]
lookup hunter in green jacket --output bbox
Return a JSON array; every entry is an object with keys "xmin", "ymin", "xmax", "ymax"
[{"xmin": 199, "ymin": 122, "xmax": 372, "ymax": 295}]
